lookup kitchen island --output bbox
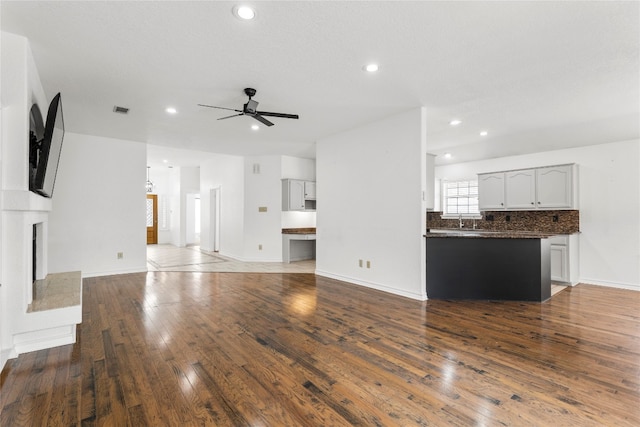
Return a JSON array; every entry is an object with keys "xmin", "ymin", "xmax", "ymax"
[{"xmin": 425, "ymin": 230, "xmax": 552, "ymax": 301}]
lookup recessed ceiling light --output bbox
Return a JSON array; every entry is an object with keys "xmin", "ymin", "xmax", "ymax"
[
  {"xmin": 251, "ymin": 124, "xmax": 259, "ymax": 130},
  {"xmin": 444, "ymin": 153, "xmax": 452, "ymax": 159},
  {"xmin": 449, "ymin": 119, "xmax": 462, "ymax": 126},
  {"xmin": 480, "ymin": 130, "xmax": 488, "ymax": 136},
  {"xmin": 233, "ymin": 5, "xmax": 256, "ymax": 20},
  {"xmin": 363, "ymin": 63, "xmax": 379, "ymax": 73},
  {"xmin": 163, "ymin": 159, "xmax": 168, "ymax": 163},
  {"xmin": 165, "ymin": 107, "xmax": 177, "ymax": 114}
]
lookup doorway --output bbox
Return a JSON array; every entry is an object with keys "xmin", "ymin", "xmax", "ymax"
[{"xmin": 146, "ymin": 194, "xmax": 158, "ymax": 244}]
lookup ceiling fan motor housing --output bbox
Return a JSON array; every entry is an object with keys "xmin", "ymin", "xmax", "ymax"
[{"xmin": 244, "ymin": 99, "xmax": 259, "ymax": 115}]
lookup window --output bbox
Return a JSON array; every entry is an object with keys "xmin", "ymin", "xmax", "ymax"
[{"xmin": 443, "ymin": 180, "xmax": 480, "ymax": 217}]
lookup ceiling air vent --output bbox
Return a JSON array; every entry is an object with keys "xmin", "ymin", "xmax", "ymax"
[{"xmin": 113, "ymin": 106, "xmax": 129, "ymax": 114}]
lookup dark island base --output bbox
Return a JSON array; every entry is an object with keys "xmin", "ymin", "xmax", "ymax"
[{"xmin": 426, "ymin": 237, "xmax": 551, "ymax": 302}]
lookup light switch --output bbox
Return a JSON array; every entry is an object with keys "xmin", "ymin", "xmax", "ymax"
[{"xmin": 258, "ymin": 206, "xmax": 267, "ymax": 212}]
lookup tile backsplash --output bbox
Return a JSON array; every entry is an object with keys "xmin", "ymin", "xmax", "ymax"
[{"xmin": 427, "ymin": 210, "xmax": 579, "ymax": 234}]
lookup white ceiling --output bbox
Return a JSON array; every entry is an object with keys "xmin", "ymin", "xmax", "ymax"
[{"xmin": 2, "ymin": 1, "xmax": 638, "ymax": 167}]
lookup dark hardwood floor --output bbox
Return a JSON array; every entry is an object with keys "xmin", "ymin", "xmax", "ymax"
[{"xmin": 1, "ymin": 272, "xmax": 639, "ymax": 426}]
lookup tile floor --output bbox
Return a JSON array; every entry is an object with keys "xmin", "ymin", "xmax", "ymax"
[
  {"xmin": 146, "ymin": 244, "xmax": 316, "ymax": 273},
  {"xmin": 146, "ymin": 244, "xmax": 568, "ymax": 296}
]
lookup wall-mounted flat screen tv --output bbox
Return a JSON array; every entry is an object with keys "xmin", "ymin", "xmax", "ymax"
[{"xmin": 33, "ymin": 92, "xmax": 64, "ymax": 198}]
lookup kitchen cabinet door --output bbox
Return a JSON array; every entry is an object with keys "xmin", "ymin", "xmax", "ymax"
[
  {"xmin": 506, "ymin": 169, "xmax": 536, "ymax": 209},
  {"xmin": 550, "ymin": 244, "xmax": 568, "ymax": 282},
  {"xmin": 304, "ymin": 181, "xmax": 316, "ymax": 200},
  {"xmin": 282, "ymin": 179, "xmax": 305, "ymax": 210},
  {"xmin": 536, "ymin": 165, "xmax": 574, "ymax": 208},
  {"xmin": 478, "ymin": 172, "xmax": 505, "ymax": 210}
]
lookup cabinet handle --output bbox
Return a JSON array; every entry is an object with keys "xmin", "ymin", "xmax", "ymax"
[
  {"xmin": 500, "ymin": 203, "xmax": 503, "ymax": 206},
  {"xmin": 538, "ymin": 201, "xmax": 541, "ymax": 204},
  {"xmin": 531, "ymin": 202, "xmax": 534, "ymax": 205}
]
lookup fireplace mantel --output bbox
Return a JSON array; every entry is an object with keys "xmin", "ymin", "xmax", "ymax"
[{"xmin": 2, "ymin": 190, "xmax": 52, "ymax": 212}]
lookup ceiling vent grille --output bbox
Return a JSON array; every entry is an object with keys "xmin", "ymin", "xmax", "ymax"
[{"xmin": 113, "ymin": 106, "xmax": 129, "ymax": 114}]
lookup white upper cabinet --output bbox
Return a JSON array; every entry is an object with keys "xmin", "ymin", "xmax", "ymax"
[
  {"xmin": 478, "ymin": 173, "xmax": 506, "ymax": 210},
  {"xmin": 536, "ymin": 164, "xmax": 574, "ymax": 208},
  {"xmin": 506, "ymin": 169, "xmax": 536, "ymax": 209},
  {"xmin": 282, "ymin": 179, "xmax": 316, "ymax": 211},
  {"xmin": 304, "ymin": 181, "xmax": 316, "ymax": 200},
  {"xmin": 479, "ymin": 164, "xmax": 577, "ymax": 211}
]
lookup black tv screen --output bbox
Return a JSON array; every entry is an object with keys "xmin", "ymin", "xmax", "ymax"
[{"xmin": 34, "ymin": 93, "xmax": 64, "ymax": 198}]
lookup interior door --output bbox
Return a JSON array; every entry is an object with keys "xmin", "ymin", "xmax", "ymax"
[{"xmin": 146, "ymin": 194, "xmax": 158, "ymax": 244}]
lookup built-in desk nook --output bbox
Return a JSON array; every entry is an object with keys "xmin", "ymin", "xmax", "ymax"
[{"xmin": 282, "ymin": 228, "xmax": 316, "ymax": 263}]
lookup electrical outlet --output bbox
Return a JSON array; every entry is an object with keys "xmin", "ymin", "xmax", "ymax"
[
  {"xmin": 117, "ymin": 252, "xmax": 123, "ymax": 259},
  {"xmin": 366, "ymin": 260, "xmax": 371, "ymax": 269},
  {"xmin": 259, "ymin": 244, "xmax": 263, "ymax": 250},
  {"xmin": 359, "ymin": 259, "xmax": 363, "ymax": 267}
]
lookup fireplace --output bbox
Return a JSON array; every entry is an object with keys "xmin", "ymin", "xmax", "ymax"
[{"xmin": 25, "ymin": 217, "xmax": 47, "ymax": 306}]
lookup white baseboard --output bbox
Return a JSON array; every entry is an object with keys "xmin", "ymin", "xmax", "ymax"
[
  {"xmin": 13, "ymin": 324, "xmax": 77, "ymax": 355},
  {"xmin": 578, "ymin": 278, "xmax": 640, "ymax": 292},
  {"xmin": 83, "ymin": 266, "xmax": 148, "ymax": 278},
  {"xmin": 1, "ymin": 348, "xmax": 16, "ymax": 372},
  {"xmin": 315, "ymin": 270, "xmax": 426, "ymax": 301}
]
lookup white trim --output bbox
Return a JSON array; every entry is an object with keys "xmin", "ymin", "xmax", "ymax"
[
  {"xmin": 441, "ymin": 214, "xmax": 483, "ymax": 220},
  {"xmin": 83, "ymin": 266, "xmax": 148, "ymax": 278},
  {"xmin": 315, "ymin": 270, "xmax": 427, "ymax": 301},
  {"xmin": 578, "ymin": 279, "xmax": 640, "ymax": 292},
  {"xmin": 13, "ymin": 325, "xmax": 77, "ymax": 355}
]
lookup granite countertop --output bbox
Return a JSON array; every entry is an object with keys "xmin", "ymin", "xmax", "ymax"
[
  {"xmin": 282, "ymin": 227, "xmax": 316, "ymax": 234},
  {"xmin": 424, "ymin": 229, "xmax": 555, "ymax": 239}
]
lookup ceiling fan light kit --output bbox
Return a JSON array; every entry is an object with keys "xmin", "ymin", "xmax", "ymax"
[{"xmin": 199, "ymin": 88, "xmax": 299, "ymax": 127}]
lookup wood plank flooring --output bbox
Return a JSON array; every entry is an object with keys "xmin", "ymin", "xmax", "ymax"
[{"xmin": 1, "ymin": 272, "xmax": 639, "ymax": 426}]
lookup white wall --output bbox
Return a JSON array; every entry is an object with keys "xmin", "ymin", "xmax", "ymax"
[
  {"xmin": 435, "ymin": 139, "xmax": 640, "ymax": 290},
  {"xmin": 47, "ymin": 132, "xmax": 147, "ymax": 277},
  {"xmin": 316, "ymin": 108, "xmax": 427, "ymax": 300},
  {"xmin": 178, "ymin": 166, "xmax": 199, "ymax": 247},
  {"xmin": 200, "ymin": 154, "xmax": 245, "ymax": 258},
  {"xmin": 243, "ymin": 156, "xmax": 283, "ymax": 261},
  {"xmin": 168, "ymin": 167, "xmax": 181, "ymax": 246},
  {"xmin": 185, "ymin": 193, "xmax": 198, "ymax": 245}
]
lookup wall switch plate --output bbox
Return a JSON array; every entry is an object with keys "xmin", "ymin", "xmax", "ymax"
[
  {"xmin": 258, "ymin": 206, "xmax": 267, "ymax": 212},
  {"xmin": 259, "ymin": 244, "xmax": 263, "ymax": 250},
  {"xmin": 117, "ymin": 252, "xmax": 123, "ymax": 259},
  {"xmin": 359, "ymin": 259, "xmax": 363, "ymax": 267},
  {"xmin": 366, "ymin": 260, "xmax": 371, "ymax": 268}
]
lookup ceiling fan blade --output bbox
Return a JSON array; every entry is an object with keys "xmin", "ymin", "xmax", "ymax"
[
  {"xmin": 217, "ymin": 113, "xmax": 245, "ymax": 120},
  {"xmin": 252, "ymin": 114, "xmax": 274, "ymax": 127},
  {"xmin": 198, "ymin": 104, "xmax": 243, "ymax": 113},
  {"xmin": 256, "ymin": 111, "xmax": 299, "ymax": 119}
]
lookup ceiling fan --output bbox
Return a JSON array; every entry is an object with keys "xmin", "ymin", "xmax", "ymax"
[{"xmin": 198, "ymin": 88, "xmax": 299, "ymax": 127}]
